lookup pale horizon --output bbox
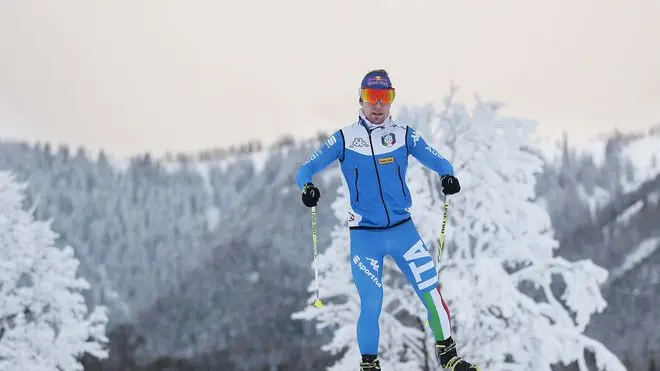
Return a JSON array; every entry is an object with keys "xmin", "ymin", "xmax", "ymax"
[{"xmin": 1, "ymin": 0, "xmax": 659, "ymax": 157}]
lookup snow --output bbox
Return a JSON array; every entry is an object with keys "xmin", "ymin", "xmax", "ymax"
[
  {"xmin": 106, "ymin": 153, "xmax": 131, "ymax": 173},
  {"xmin": 566, "ymin": 131, "xmax": 660, "ymax": 224},
  {"xmin": 578, "ymin": 138, "xmax": 608, "ymax": 168},
  {"xmin": 609, "ymin": 237, "xmax": 660, "ymax": 284},
  {"xmin": 194, "ymin": 162, "xmax": 214, "ymax": 193},
  {"xmin": 250, "ymin": 150, "xmax": 270, "ymax": 174},
  {"xmin": 615, "ymin": 199, "xmax": 643, "ymax": 225},
  {"xmin": 574, "ymin": 132, "xmax": 660, "ymax": 193},
  {"xmin": 652, "ymin": 265, "xmax": 660, "ymax": 285},
  {"xmin": 577, "ymin": 184, "xmax": 611, "ymax": 220},
  {"xmin": 319, "ymin": 166, "xmax": 338, "ymax": 185},
  {"xmin": 96, "ymin": 264, "xmax": 132, "ymax": 320},
  {"xmin": 218, "ymin": 155, "xmax": 239, "ymax": 172},
  {"xmin": 205, "ymin": 206, "xmax": 220, "ymax": 230},
  {"xmin": 247, "ymin": 271, "xmax": 260, "ymax": 283},
  {"xmin": 161, "ymin": 160, "xmax": 179, "ymax": 172},
  {"xmin": 533, "ymin": 136, "xmax": 563, "ymax": 164},
  {"xmin": 620, "ymin": 135, "xmax": 660, "ymax": 192}
]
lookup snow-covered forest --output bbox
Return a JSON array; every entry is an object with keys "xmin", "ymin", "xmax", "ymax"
[{"xmin": 1, "ymin": 88, "xmax": 659, "ymax": 371}]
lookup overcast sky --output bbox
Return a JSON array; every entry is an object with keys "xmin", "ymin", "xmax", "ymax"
[{"xmin": 1, "ymin": 0, "xmax": 658, "ymax": 157}]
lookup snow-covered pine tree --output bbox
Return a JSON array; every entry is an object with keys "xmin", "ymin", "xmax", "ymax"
[
  {"xmin": 0, "ymin": 171, "xmax": 109, "ymax": 371},
  {"xmin": 411, "ymin": 84, "xmax": 627, "ymax": 371}
]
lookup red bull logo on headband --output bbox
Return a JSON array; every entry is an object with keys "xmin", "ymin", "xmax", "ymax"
[{"xmin": 367, "ymin": 75, "xmax": 389, "ymax": 87}]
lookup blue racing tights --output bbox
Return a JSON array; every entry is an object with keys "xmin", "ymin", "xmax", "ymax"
[{"xmin": 350, "ymin": 220, "xmax": 452, "ymax": 355}]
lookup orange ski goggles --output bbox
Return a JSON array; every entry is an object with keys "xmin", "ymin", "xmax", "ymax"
[{"xmin": 360, "ymin": 88, "xmax": 396, "ymax": 105}]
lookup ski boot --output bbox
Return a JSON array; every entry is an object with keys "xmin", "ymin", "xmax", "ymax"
[
  {"xmin": 436, "ymin": 337, "xmax": 479, "ymax": 371},
  {"xmin": 360, "ymin": 354, "xmax": 381, "ymax": 370}
]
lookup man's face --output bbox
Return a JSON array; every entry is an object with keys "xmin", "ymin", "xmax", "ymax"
[{"xmin": 361, "ymin": 100, "xmax": 391, "ymax": 125}]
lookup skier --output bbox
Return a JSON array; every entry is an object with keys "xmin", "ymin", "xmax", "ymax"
[{"xmin": 295, "ymin": 69, "xmax": 480, "ymax": 371}]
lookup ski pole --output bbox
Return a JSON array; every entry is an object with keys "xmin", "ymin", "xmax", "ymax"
[
  {"xmin": 435, "ymin": 195, "xmax": 450, "ymax": 267},
  {"xmin": 428, "ymin": 195, "xmax": 450, "ymax": 328},
  {"xmin": 312, "ymin": 206, "xmax": 324, "ymax": 308}
]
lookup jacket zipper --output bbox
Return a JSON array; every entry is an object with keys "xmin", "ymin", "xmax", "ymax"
[
  {"xmin": 363, "ymin": 124, "xmax": 391, "ymax": 227},
  {"xmin": 354, "ymin": 168, "xmax": 360, "ymax": 203},
  {"xmin": 397, "ymin": 164, "xmax": 407, "ymax": 199}
]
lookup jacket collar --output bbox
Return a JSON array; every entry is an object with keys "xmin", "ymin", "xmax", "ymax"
[{"xmin": 357, "ymin": 109, "xmax": 393, "ymax": 131}]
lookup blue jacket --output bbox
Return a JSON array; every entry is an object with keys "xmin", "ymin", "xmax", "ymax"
[{"xmin": 296, "ymin": 112, "xmax": 454, "ymax": 229}]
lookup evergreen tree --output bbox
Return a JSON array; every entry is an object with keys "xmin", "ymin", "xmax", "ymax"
[{"xmin": 0, "ymin": 171, "xmax": 109, "ymax": 371}]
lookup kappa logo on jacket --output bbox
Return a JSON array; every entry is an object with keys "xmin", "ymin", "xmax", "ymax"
[
  {"xmin": 349, "ymin": 138, "xmax": 369, "ymax": 148},
  {"xmin": 411, "ymin": 131, "xmax": 421, "ymax": 147}
]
